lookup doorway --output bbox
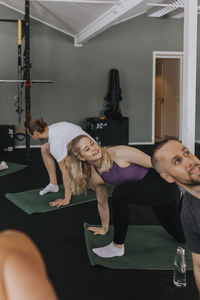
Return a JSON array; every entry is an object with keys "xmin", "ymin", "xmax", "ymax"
[{"xmin": 152, "ymin": 52, "xmax": 183, "ymax": 143}]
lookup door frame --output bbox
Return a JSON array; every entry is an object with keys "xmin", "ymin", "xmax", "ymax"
[{"xmin": 152, "ymin": 51, "xmax": 183, "ymax": 144}]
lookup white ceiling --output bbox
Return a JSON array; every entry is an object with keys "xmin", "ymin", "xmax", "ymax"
[{"xmin": 0, "ymin": 0, "xmax": 172, "ymax": 46}]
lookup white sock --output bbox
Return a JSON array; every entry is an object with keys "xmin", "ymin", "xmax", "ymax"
[
  {"xmin": 39, "ymin": 183, "xmax": 59, "ymax": 196},
  {"xmin": 0, "ymin": 161, "xmax": 8, "ymax": 170},
  {"xmin": 92, "ymin": 243, "xmax": 124, "ymax": 258}
]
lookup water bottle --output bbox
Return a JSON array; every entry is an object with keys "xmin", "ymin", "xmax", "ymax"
[{"xmin": 173, "ymin": 247, "xmax": 186, "ymax": 287}]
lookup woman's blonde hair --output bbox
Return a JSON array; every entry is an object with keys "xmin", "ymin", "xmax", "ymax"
[{"xmin": 65, "ymin": 135, "xmax": 113, "ymax": 195}]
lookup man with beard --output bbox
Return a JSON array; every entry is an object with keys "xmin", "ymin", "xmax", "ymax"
[{"xmin": 151, "ymin": 139, "xmax": 200, "ymax": 296}]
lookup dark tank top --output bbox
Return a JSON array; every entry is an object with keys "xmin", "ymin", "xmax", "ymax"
[{"xmin": 96, "ymin": 162, "xmax": 149, "ymax": 186}]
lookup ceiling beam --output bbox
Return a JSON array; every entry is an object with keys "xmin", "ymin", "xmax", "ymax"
[
  {"xmin": 0, "ymin": 1, "xmax": 75, "ymax": 37},
  {"xmin": 147, "ymin": 3, "xmax": 184, "ymax": 8},
  {"xmin": 0, "ymin": 1, "xmax": 24, "ymax": 16},
  {"xmin": 30, "ymin": 0, "xmax": 120, "ymax": 3},
  {"xmin": 113, "ymin": 10, "xmax": 145, "ymax": 25},
  {"xmin": 147, "ymin": 2, "xmax": 200, "ymax": 9},
  {"xmin": 75, "ymin": 0, "xmax": 143, "ymax": 46}
]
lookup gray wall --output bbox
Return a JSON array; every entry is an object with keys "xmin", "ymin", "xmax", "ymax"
[{"xmin": 0, "ymin": 5, "xmax": 199, "ymax": 145}]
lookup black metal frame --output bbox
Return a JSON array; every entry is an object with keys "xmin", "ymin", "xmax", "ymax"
[
  {"xmin": 24, "ymin": 0, "xmax": 31, "ymax": 160},
  {"xmin": 0, "ymin": 1, "xmax": 31, "ymax": 160},
  {"xmin": 0, "ymin": 19, "xmax": 18, "ymax": 22},
  {"xmin": 1, "ymin": 0, "xmax": 53, "ymax": 161}
]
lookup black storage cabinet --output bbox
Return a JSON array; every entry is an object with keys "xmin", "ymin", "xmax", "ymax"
[
  {"xmin": 86, "ymin": 117, "xmax": 129, "ymax": 146},
  {"xmin": 0, "ymin": 125, "xmax": 15, "ymax": 152}
]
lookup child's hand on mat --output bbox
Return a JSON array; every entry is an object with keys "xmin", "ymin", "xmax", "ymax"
[
  {"xmin": 49, "ymin": 198, "xmax": 70, "ymax": 207},
  {"xmin": 87, "ymin": 226, "xmax": 108, "ymax": 235}
]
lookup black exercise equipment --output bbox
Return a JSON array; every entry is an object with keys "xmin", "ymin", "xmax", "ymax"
[
  {"xmin": 0, "ymin": 0, "xmax": 53, "ymax": 160},
  {"xmin": 104, "ymin": 69, "xmax": 123, "ymax": 119}
]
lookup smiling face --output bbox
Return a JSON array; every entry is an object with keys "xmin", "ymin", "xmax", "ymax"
[
  {"xmin": 76, "ymin": 136, "xmax": 102, "ymax": 162},
  {"xmin": 154, "ymin": 140, "xmax": 200, "ymax": 186}
]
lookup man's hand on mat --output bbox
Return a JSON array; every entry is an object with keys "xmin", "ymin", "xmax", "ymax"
[
  {"xmin": 87, "ymin": 226, "xmax": 108, "ymax": 235},
  {"xmin": 49, "ymin": 198, "xmax": 70, "ymax": 207}
]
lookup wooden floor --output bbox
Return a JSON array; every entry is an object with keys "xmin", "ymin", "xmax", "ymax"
[{"xmin": 0, "ymin": 147, "xmax": 198, "ymax": 300}]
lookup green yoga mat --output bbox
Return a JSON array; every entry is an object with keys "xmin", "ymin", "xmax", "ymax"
[
  {"xmin": 0, "ymin": 162, "xmax": 27, "ymax": 177},
  {"xmin": 6, "ymin": 184, "xmax": 114, "ymax": 214},
  {"xmin": 84, "ymin": 223, "xmax": 193, "ymax": 270}
]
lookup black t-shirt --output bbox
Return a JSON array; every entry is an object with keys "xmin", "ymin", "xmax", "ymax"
[{"xmin": 181, "ymin": 191, "xmax": 200, "ymax": 254}]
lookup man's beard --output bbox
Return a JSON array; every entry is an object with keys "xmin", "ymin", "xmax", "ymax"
[{"xmin": 182, "ymin": 177, "xmax": 200, "ymax": 186}]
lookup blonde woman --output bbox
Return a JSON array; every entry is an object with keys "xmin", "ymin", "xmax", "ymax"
[{"xmin": 66, "ymin": 135, "xmax": 185, "ymax": 258}]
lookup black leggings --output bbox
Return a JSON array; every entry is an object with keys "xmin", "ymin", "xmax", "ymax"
[{"xmin": 112, "ymin": 168, "xmax": 185, "ymax": 244}]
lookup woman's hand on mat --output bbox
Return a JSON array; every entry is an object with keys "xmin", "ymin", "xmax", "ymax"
[
  {"xmin": 87, "ymin": 226, "xmax": 108, "ymax": 235},
  {"xmin": 49, "ymin": 198, "xmax": 70, "ymax": 207}
]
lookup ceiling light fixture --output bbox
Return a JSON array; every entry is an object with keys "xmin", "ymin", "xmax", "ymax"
[{"xmin": 147, "ymin": 0, "xmax": 184, "ymax": 18}]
